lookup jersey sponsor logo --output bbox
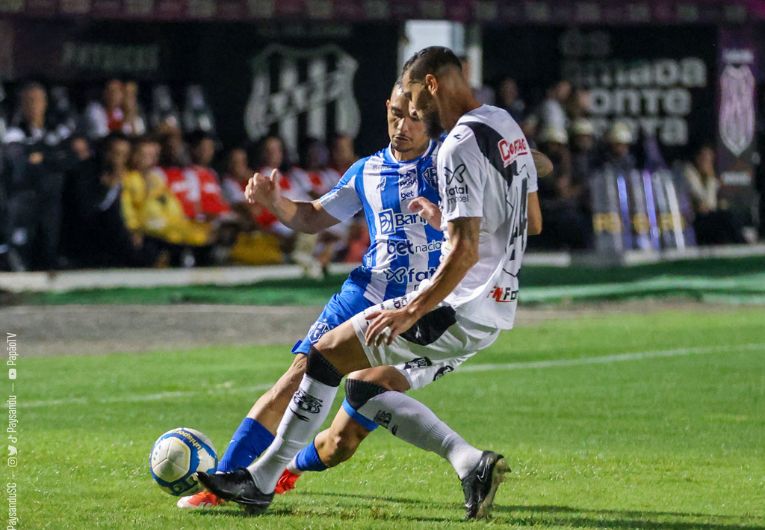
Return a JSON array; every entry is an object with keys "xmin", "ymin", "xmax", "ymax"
[
  {"xmin": 399, "ymin": 189, "xmax": 416, "ymax": 200},
  {"xmin": 446, "ymin": 193, "xmax": 469, "ymax": 213},
  {"xmin": 399, "ymin": 168, "xmax": 417, "ymax": 188},
  {"xmin": 444, "ymin": 163, "xmax": 467, "ymax": 185},
  {"xmin": 308, "ymin": 321, "xmax": 330, "ymax": 343},
  {"xmin": 386, "ymin": 239, "xmax": 442, "ymax": 257},
  {"xmin": 384, "ymin": 266, "xmax": 437, "ymax": 284},
  {"xmin": 489, "ymin": 286, "xmax": 519, "ymax": 303},
  {"xmin": 498, "ymin": 138, "xmax": 529, "ymax": 167},
  {"xmin": 444, "ymin": 164, "xmax": 470, "ymax": 213},
  {"xmin": 378, "ymin": 208, "xmax": 427, "ymax": 235},
  {"xmin": 445, "ymin": 185, "xmax": 469, "ymax": 198}
]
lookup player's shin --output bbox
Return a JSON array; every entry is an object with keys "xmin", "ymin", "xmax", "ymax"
[
  {"xmin": 287, "ymin": 438, "xmax": 327, "ymax": 474},
  {"xmin": 247, "ymin": 350, "xmax": 342, "ymax": 493},
  {"xmin": 216, "ymin": 417, "xmax": 275, "ymax": 473},
  {"xmin": 363, "ymin": 391, "xmax": 482, "ymax": 480}
]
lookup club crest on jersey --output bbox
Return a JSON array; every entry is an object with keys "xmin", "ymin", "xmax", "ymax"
[
  {"xmin": 378, "ymin": 208, "xmax": 427, "ymax": 235},
  {"xmin": 245, "ymin": 44, "xmax": 360, "ymax": 155},
  {"xmin": 498, "ymin": 138, "xmax": 529, "ymax": 167},
  {"xmin": 423, "ymin": 166, "xmax": 438, "ymax": 189}
]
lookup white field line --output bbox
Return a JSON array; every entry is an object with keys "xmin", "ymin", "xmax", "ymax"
[
  {"xmin": 459, "ymin": 342, "xmax": 765, "ymax": 373},
  {"xmin": 22, "ymin": 343, "xmax": 765, "ymax": 409}
]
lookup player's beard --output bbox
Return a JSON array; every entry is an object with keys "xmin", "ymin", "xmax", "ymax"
[
  {"xmin": 418, "ymin": 92, "xmax": 444, "ymax": 140},
  {"xmin": 423, "ymin": 111, "xmax": 443, "ymax": 140}
]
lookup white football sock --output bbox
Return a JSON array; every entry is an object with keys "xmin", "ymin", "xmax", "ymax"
[
  {"xmin": 360, "ymin": 391, "xmax": 482, "ymax": 479},
  {"xmin": 285, "ymin": 457, "xmax": 301, "ymax": 475},
  {"xmin": 247, "ymin": 374, "xmax": 338, "ymax": 492}
]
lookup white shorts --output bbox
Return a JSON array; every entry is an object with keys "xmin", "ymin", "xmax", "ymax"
[{"xmin": 350, "ymin": 295, "xmax": 499, "ymax": 390}]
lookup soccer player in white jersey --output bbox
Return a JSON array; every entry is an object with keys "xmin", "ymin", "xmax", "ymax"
[{"xmin": 200, "ymin": 46, "xmax": 543, "ymax": 520}]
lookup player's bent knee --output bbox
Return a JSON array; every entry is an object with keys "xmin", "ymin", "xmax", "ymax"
[
  {"xmin": 347, "ymin": 366, "xmax": 410, "ymax": 393},
  {"xmin": 286, "ymin": 354, "xmax": 307, "ymax": 383},
  {"xmin": 345, "ymin": 378, "xmax": 388, "ymax": 410},
  {"xmin": 306, "ymin": 347, "xmax": 343, "ymax": 387}
]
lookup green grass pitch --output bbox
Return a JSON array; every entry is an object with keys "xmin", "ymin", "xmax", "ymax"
[{"xmin": 21, "ymin": 307, "xmax": 765, "ymax": 529}]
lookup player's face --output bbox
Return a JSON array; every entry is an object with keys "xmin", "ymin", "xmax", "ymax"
[
  {"xmin": 402, "ymin": 71, "xmax": 443, "ymax": 140},
  {"xmin": 386, "ymin": 91, "xmax": 427, "ymax": 154}
]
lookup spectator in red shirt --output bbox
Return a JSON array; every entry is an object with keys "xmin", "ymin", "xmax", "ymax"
[
  {"xmin": 84, "ymin": 79, "xmax": 126, "ymax": 140},
  {"xmin": 187, "ymin": 130, "xmax": 231, "ymax": 219},
  {"xmin": 222, "ymin": 146, "xmax": 258, "ymax": 228}
]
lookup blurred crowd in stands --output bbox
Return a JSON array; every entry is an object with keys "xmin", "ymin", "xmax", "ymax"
[
  {"xmin": 0, "ymin": 74, "xmax": 761, "ymax": 272},
  {"xmin": 0, "ymin": 79, "xmax": 367, "ymax": 273}
]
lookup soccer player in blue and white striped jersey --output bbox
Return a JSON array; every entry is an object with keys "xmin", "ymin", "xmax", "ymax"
[{"xmin": 177, "ymin": 81, "xmax": 446, "ymax": 510}]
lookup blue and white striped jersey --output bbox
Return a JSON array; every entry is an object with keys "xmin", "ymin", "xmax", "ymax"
[{"xmin": 319, "ymin": 140, "xmax": 443, "ymax": 305}]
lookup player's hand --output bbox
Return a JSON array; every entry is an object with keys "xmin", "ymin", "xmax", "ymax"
[
  {"xmin": 408, "ymin": 197, "xmax": 442, "ymax": 230},
  {"xmin": 364, "ymin": 307, "xmax": 419, "ymax": 347},
  {"xmin": 245, "ymin": 169, "xmax": 281, "ymax": 207}
]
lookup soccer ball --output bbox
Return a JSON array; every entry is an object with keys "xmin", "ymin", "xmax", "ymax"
[{"xmin": 149, "ymin": 427, "xmax": 218, "ymax": 496}]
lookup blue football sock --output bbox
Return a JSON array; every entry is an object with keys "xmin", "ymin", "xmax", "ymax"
[
  {"xmin": 294, "ymin": 438, "xmax": 327, "ymax": 472},
  {"xmin": 216, "ymin": 417, "xmax": 275, "ymax": 473}
]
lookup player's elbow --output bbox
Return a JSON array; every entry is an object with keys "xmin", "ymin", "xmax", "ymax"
[
  {"xmin": 528, "ymin": 216, "xmax": 543, "ymax": 236},
  {"xmin": 527, "ymin": 193, "xmax": 543, "ymax": 235}
]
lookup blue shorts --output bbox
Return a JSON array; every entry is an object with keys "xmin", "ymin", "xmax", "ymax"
[{"xmin": 291, "ymin": 279, "xmax": 374, "ymax": 355}]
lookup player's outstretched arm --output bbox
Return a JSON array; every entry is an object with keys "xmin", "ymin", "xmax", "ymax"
[
  {"xmin": 245, "ymin": 169, "xmax": 340, "ymax": 234},
  {"xmin": 531, "ymin": 149, "xmax": 553, "ymax": 178}
]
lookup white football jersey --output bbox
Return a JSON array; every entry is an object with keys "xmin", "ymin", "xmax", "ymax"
[{"xmin": 438, "ymin": 105, "xmax": 538, "ymax": 329}]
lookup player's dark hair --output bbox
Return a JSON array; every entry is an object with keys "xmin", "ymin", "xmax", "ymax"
[{"xmin": 402, "ymin": 46, "xmax": 462, "ymax": 82}]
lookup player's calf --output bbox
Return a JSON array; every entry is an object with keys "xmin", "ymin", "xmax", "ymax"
[{"xmin": 246, "ymin": 354, "xmax": 307, "ymax": 431}]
